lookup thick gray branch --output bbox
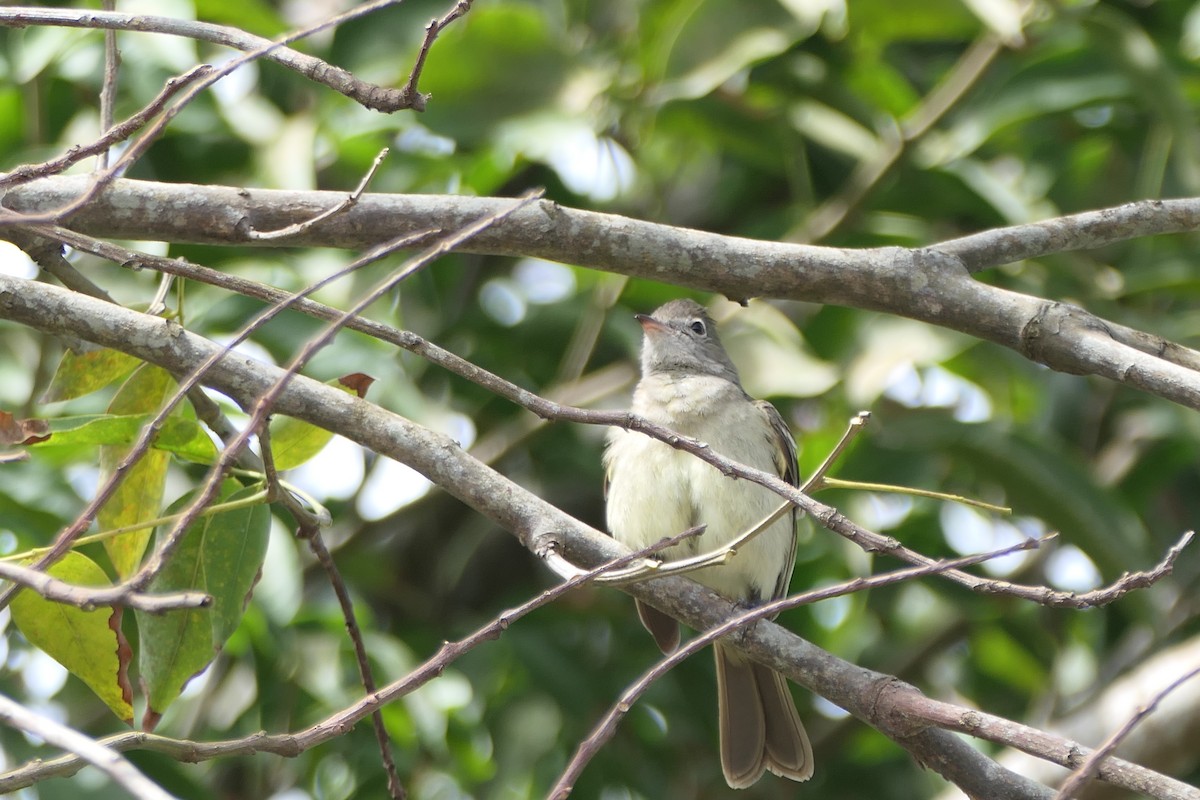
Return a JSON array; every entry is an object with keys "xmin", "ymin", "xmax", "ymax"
[
  {"xmin": 5, "ymin": 177, "xmax": 1200, "ymax": 410},
  {"xmin": 937, "ymin": 199, "xmax": 1200, "ymax": 273},
  {"xmin": 2, "ymin": 275, "xmax": 1192, "ymax": 800},
  {"xmin": 0, "ymin": 277, "xmax": 1041, "ymax": 796}
]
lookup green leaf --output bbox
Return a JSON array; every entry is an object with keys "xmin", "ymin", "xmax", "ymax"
[
  {"xmin": 193, "ymin": 0, "xmax": 286, "ymax": 37},
  {"xmin": 37, "ymin": 414, "xmax": 217, "ymax": 463},
  {"xmin": 418, "ymin": 5, "xmax": 571, "ymax": 143},
  {"xmin": 972, "ymin": 627, "xmax": 1045, "ymax": 693},
  {"xmin": 893, "ymin": 418, "xmax": 1152, "ymax": 579},
  {"xmin": 99, "ymin": 365, "xmax": 175, "ymax": 578},
  {"xmin": 268, "ymin": 375, "xmax": 365, "ymax": 471},
  {"xmin": 41, "ymin": 348, "xmax": 141, "ymax": 402},
  {"xmin": 650, "ymin": 27, "xmax": 796, "ymax": 105},
  {"xmin": 11, "ymin": 552, "xmax": 133, "ymax": 724},
  {"xmin": 267, "ymin": 415, "xmax": 337, "ymax": 472},
  {"xmin": 136, "ymin": 482, "xmax": 270, "ymax": 730}
]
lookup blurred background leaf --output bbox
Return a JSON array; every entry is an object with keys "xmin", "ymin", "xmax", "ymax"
[{"xmin": 1, "ymin": 0, "xmax": 1199, "ymax": 798}]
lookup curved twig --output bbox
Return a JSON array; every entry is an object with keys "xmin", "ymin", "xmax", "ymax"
[{"xmin": 0, "ymin": 3, "xmax": 469, "ymax": 112}]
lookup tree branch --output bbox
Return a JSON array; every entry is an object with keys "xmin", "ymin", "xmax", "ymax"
[
  {"xmin": 0, "ymin": 275, "xmax": 1192, "ymax": 798},
  {"xmin": 0, "ymin": 559, "xmax": 208, "ymax": 612},
  {"xmin": 1054, "ymin": 664, "xmax": 1200, "ymax": 799},
  {"xmin": 4, "ymin": 233, "xmax": 1189, "ymax": 608},
  {"xmin": 0, "ymin": 694, "xmax": 175, "ymax": 800},
  {"xmin": 0, "ymin": 3, "xmax": 468, "ymax": 113},
  {"xmin": 4, "ymin": 178, "xmax": 1200, "ymax": 411},
  {"xmin": 0, "ymin": 525, "xmax": 678, "ymax": 793},
  {"xmin": 553, "ymin": 539, "xmax": 1054, "ymax": 800}
]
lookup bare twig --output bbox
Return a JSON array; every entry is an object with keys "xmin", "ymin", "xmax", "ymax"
[
  {"xmin": 1049, "ymin": 530, "xmax": 1194, "ymax": 607},
  {"xmin": 400, "ymin": 1, "xmax": 473, "ymax": 111},
  {"xmin": 804, "ymin": 409, "xmax": 871, "ymax": 491},
  {"xmin": 0, "ymin": 67, "xmax": 211, "ymax": 190},
  {"xmin": 0, "ymin": 693, "xmax": 177, "ymax": 800},
  {"xmin": 1054, "ymin": 663, "xmax": 1200, "ymax": 800},
  {"xmin": 97, "ymin": 0, "xmax": 120, "ymax": 171},
  {"xmin": 550, "ymin": 537, "xmax": 1048, "ymax": 798},
  {"xmin": 819, "ymin": 476, "xmax": 1013, "ymax": 514},
  {"xmin": 247, "ymin": 147, "xmax": 391, "ymax": 240},
  {"xmin": 541, "ymin": 523, "xmax": 707, "ymax": 581},
  {"xmin": 0, "ymin": 559, "xmax": 208, "ymax": 612},
  {"xmin": 0, "ymin": 3, "xmax": 465, "ymax": 113},
  {"xmin": 259, "ymin": 423, "xmax": 405, "ymax": 800},
  {"xmin": 468, "ymin": 360, "xmax": 637, "ymax": 465},
  {"xmin": 594, "ymin": 501, "xmax": 790, "ymax": 584},
  {"xmin": 10, "ymin": 225, "xmax": 1191, "ymax": 609}
]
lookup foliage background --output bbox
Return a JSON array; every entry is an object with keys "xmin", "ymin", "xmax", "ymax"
[{"xmin": 2, "ymin": 0, "xmax": 1200, "ymax": 798}]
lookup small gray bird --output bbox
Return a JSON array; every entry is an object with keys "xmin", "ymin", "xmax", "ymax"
[{"xmin": 604, "ymin": 298, "xmax": 813, "ymax": 788}]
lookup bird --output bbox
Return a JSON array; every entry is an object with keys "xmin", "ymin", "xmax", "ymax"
[{"xmin": 603, "ymin": 298, "xmax": 813, "ymax": 788}]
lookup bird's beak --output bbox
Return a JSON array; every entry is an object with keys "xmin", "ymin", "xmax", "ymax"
[{"xmin": 635, "ymin": 313, "xmax": 668, "ymax": 335}]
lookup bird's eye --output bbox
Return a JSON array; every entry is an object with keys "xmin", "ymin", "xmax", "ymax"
[{"xmin": 689, "ymin": 320, "xmax": 706, "ymax": 336}]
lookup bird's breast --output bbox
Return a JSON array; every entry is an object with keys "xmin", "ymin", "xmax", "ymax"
[{"xmin": 605, "ymin": 374, "xmax": 794, "ymax": 602}]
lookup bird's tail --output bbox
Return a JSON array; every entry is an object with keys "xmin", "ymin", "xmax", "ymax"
[{"xmin": 714, "ymin": 642, "xmax": 814, "ymax": 789}]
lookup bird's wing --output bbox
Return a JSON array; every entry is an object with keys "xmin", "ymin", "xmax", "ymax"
[{"xmin": 756, "ymin": 399, "xmax": 800, "ymax": 602}]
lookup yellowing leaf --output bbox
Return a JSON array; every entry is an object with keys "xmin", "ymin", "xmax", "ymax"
[
  {"xmin": 99, "ymin": 365, "xmax": 174, "ymax": 578},
  {"xmin": 42, "ymin": 348, "xmax": 141, "ymax": 403},
  {"xmin": 11, "ymin": 552, "xmax": 133, "ymax": 724}
]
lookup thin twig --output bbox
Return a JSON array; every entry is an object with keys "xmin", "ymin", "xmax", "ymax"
[
  {"xmin": 468, "ymin": 361, "xmax": 637, "ymax": 465},
  {"xmin": 0, "ymin": 490, "xmax": 268, "ymax": 561},
  {"xmin": 594, "ymin": 503, "xmax": 789, "ymax": 584},
  {"xmin": 0, "ymin": 693, "xmax": 176, "ymax": 800},
  {"xmin": 549, "ymin": 536, "xmax": 1047, "ymax": 797},
  {"xmin": 540, "ymin": 523, "xmax": 707, "ymax": 581},
  {"xmin": 259, "ymin": 423, "xmax": 405, "ymax": 800},
  {"xmin": 1054, "ymin": 663, "xmax": 1200, "ymax": 800},
  {"xmin": 0, "ymin": 4, "xmax": 466, "ymax": 113},
  {"xmin": 97, "ymin": 0, "xmax": 120, "ymax": 171},
  {"xmin": 803, "ymin": 409, "xmax": 871, "ymax": 492},
  {"xmin": 21, "ymin": 225, "xmax": 1192, "ymax": 609},
  {"xmin": 819, "ymin": 477, "xmax": 1012, "ymax": 514},
  {"xmin": 0, "ymin": 559, "xmax": 208, "ymax": 612},
  {"xmin": 0, "ymin": 69, "xmax": 212, "ymax": 191},
  {"xmin": 400, "ymin": 1, "xmax": 473, "ymax": 111},
  {"xmin": 247, "ymin": 147, "xmax": 391, "ymax": 240}
]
